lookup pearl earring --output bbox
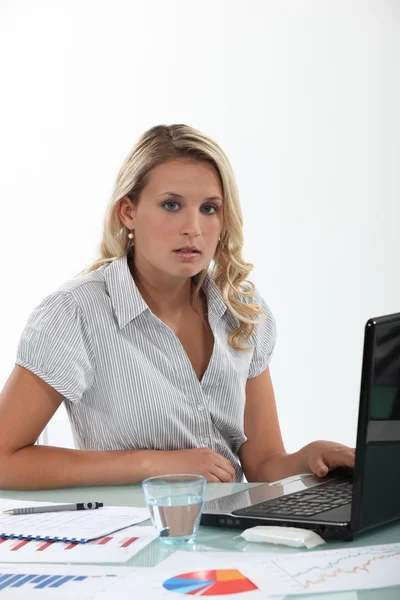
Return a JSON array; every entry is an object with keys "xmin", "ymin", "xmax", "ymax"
[{"xmin": 128, "ymin": 230, "xmax": 135, "ymax": 245}]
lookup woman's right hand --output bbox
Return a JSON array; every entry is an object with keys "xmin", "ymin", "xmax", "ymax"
[{"xmin": 154, "ymin": 448, "xmax": 236, "ymax": 482}]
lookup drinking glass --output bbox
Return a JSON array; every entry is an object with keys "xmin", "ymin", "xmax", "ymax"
[{"xmin": 142, "ymin": 474, "xmax": 206, "ymax": 545}]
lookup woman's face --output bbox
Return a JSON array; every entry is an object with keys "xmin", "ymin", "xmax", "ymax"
[{"xmin": 124, "ymin": 158, "xmax": 224, "ymax": 281}]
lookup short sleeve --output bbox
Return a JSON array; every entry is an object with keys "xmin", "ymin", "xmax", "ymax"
[
  {"xmin": 247, "ymin": 289, "xmax": 277, "ymax": 379},
  {"xmin": 15, "ymin": 292, "xmax": 95, "ymax": 404}
]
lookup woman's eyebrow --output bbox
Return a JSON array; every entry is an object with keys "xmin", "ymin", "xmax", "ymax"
[{"xmin": 158, "ymin": 191, "xmax": 223, "ymax": 202}]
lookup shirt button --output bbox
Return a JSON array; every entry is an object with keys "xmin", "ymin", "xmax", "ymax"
[
  {"xmin": 203, "ymin": 437, "xmax": 210, "ymax": 445},
  {"xmin": 198, "ymin": 404, "xmax": 205, "ymax": 411}
]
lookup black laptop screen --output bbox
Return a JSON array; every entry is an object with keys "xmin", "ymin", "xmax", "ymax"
[
  {"xmin": 369, "ymin": 322, "xmax": 400, "ymax": 420},
  {"xmin": 352, "ymin": 316, "xmax": 400, "ymax": 532}
]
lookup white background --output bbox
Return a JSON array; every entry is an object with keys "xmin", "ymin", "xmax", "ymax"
[{"xmin": 0, "ymin": 0, "xmax": 399, "ymax": 453}]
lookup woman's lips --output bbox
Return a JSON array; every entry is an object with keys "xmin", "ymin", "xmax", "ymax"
[{"xmin": 173, "ymin": 250, "xmax": 201, "ymax": 259}]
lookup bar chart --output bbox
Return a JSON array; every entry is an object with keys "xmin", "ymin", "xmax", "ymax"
[
  {"xmin": 0, "ymin": 526, "xmax": 157, "ymax": 563},
  {"xmin": 0, "ymin": 564, "xmax": 133, "ymax": 598},
  {"xmin": 0, "ymin": 572, "xmax": 113, "ymax": 591}
]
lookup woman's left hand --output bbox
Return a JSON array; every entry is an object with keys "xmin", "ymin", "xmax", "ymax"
[{"xmin": 301, "ymin": 440, "xmax": 355, "ymax": 478}]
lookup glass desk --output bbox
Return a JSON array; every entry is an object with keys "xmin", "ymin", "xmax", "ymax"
[{"xmin": 1, "ymin": 482, "xmax": 399, "ymax": 599}]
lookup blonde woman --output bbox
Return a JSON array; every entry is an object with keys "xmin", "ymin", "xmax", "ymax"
[{"xmin": 0, "ymin": 124, "xmax": 354, "ymax": 489}]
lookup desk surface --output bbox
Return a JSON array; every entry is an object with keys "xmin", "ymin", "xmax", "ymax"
[{"xmin": 1, "ymin": 482, "xmax": 399, "ymax": 600}]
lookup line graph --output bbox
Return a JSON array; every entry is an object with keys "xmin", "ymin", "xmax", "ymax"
[
  {"xmin": 287, "ymin": 546, "xmax": 400, "ymax": 580},
  {"xmin": 294, "ymin": 550, "xmax": 400, "ymax": 589},
  {"xmin": 236, "ymin": 543, "xmax": 400, "ymax": 595}
]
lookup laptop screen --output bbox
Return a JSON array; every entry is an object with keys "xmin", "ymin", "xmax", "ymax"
[{"xmin": 351, "ymin": 314, "xmax": 400, "ymax": 532}]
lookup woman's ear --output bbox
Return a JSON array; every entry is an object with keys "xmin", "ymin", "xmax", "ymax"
[{"xmin": 118, "ymin": 196, "xmax": 136, "ymax": 230}]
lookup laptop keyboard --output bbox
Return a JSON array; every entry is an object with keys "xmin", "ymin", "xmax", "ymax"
[{"xmin": 233, "ymin": 480, "xmax": 353, "ymax": 519}]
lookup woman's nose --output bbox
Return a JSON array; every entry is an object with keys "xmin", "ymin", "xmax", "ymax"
[{"xmin": 181, "ymin": 210, "xmax": 201, "ymax": 237}]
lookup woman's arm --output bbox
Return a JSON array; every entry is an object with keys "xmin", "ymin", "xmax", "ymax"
[
  {"xmin": 0, "ymin": 366, "xmax": 158, "ymax": 489},
  {"xmin": 239, "ymin": 367, "xmax": 355, "ymax": 482},
  {"xmin": 0, "ymin": 366, "xmax": 235, "ymax": 489}
]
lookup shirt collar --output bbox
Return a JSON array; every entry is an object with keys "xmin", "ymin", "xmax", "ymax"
[{"xmin": 104, "ymin": 253, "xmax": 227, "ymax": 329}]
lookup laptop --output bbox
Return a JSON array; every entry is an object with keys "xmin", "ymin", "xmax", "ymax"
[{"xmin": 201, "ymin": 312, "xmax": 400, "ymax": 540}]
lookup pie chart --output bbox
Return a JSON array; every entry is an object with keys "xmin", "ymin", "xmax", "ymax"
[{"xmin": 163, "ymin": 569, "xmax": 258, "ymax": 595}]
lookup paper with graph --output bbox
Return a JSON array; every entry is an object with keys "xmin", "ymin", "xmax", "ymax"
[
  {"xmin": 88, "ymin": 551, "xmax": 283, "ymax": 599},
  {"xmin": 0, "ymin": 526, "xmax": 157, "ymax": 563},
  {"xmin": 0, "ymin": 564, "xmax": 136, "ymax": 599},
  {"xmin": 234, "ymin": 542, "xmax": 400, "ymax": 595},
  {"xmin": 0, "ymin": 499, "xmax": 150, "ymax": 543}
]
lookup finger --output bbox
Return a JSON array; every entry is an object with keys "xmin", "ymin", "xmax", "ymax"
[
  {"xmin": 310, "ymin": 456, "xmax": 329, "ymax": 478},
  {"xmin": 207, "ymin": 474, "xmax": 223, "ymax": 483},
  {"xmin": 210, "ymin": 465, "xmax": 235, "ymax": 483},
  {"xmin": 213, "ymin": 456, "xmax": 236, "ymax": 481},
  {"xmin": 215, "ymin": 464, "xmax": 235, "ymax": 482},
  {"xmin": 325, "ymin": 450, "xmax": 356, "ymax": 470},
  {"xmin": 343, "ymin": 450, "xmax": 355, "ymax": 468}
]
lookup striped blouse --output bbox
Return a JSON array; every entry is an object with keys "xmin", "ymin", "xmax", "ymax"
[{"xmin": 15, "ymin": 252, "xmax": 276, "ymax": 481}]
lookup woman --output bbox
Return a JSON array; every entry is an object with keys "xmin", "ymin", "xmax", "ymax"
[{"xmin": 0, "ymin": 124, "xmax": 355, "ymax": 489}]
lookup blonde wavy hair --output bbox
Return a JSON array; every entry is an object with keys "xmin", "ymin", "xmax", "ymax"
[{"xmin": 79, "ymin": 124, "xmax": 268, "ymax": 351}]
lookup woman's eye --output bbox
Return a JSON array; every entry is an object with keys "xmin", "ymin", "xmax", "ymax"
[
  {"xmin": 202, "ymin": 205, "xmax": 218, "ymax": 214},
  {"xmin": 163, "ymin": 202, "xmax": 180, "ymax": 210},
  {"xmin": 162, "ymin": 202, "xmax": 219, "ymax": 214}
]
